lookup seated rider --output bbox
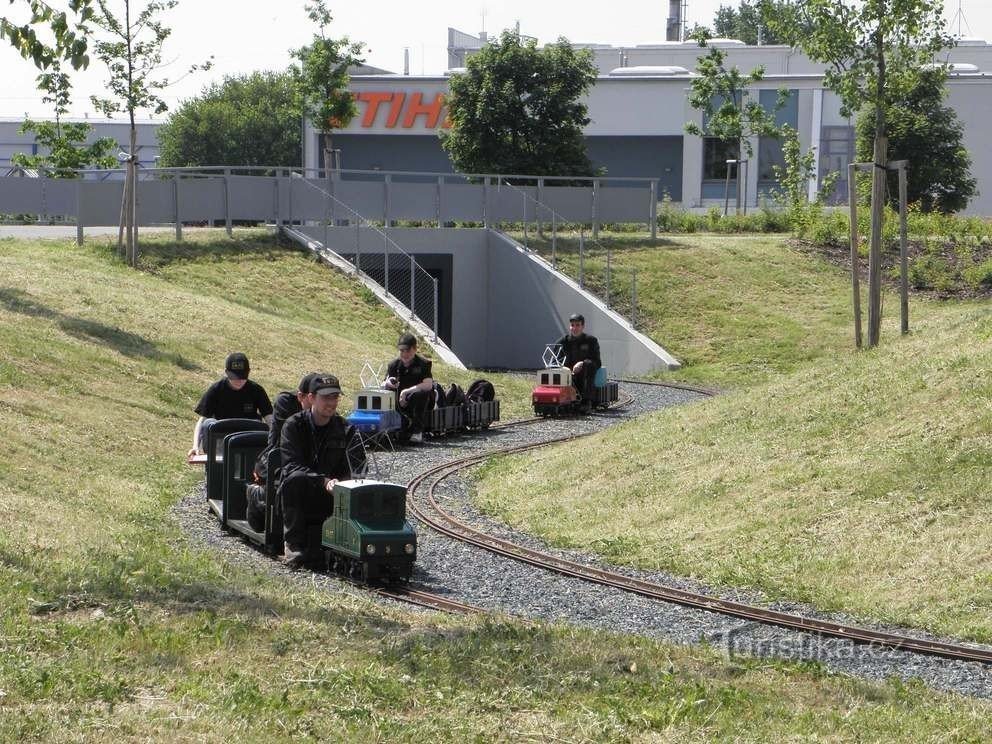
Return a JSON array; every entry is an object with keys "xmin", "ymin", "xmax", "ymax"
[
  {"xmin": 188, "ymin": 352, "xmax": 273, "ymax": 458},
  {"xmin": 555, "ymin": 313, "xmax": 601, "ymax": 412},
  {"xmin": 245, "ymin": 372, "xmax": 317, "ymax": 532},
  {"xmin": 279, "ymin": 373, "xmax": 366, "ymax": 569},
  {"xmin": 382, "ymin": 333, "xmax": 434, "ymax": 441}
]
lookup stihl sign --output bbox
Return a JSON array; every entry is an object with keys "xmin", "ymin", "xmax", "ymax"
[{"xmin": 351, "ymin": 91, "xmax": 451, "ymax": 129}]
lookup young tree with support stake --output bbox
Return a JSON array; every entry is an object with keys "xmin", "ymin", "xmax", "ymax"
[
  {"xmin": 290, "ymin": 0, "xmax": 364, "ymax": 178},
  {"xmin": 89, "ymin": 0, "xmax": 210, "ymax": 267},
  {"xmin": 762, "ymin": 0, "xmax": 950, "ymax": 348}
]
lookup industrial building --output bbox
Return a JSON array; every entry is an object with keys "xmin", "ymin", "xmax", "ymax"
[{"xmin": 303, "ymin": 21, "xmax": 992, "ymax": 214}]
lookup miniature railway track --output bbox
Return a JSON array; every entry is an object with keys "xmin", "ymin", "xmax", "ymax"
[
  {"xmin": 406, "ymin": 383, "xmax": 992, "ymax": 666},
  {"xmin": 373, "ymin": 585, "xmax": 484, "ymax": 614}
]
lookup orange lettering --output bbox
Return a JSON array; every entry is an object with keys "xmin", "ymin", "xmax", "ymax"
[
  {"xmin": 386, "ymin": 93, "xmax": 406, "ymax": 128},
  {"xmin": 357, "ymin": 91, "xmax": 394, "ymax": 127},
  {"xmin": 402, "ymin": 92, "xmax": 445, "ymax": 129}
]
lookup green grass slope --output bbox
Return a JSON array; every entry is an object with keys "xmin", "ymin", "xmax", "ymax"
[
  {"xmin": 478, "ymin": 235, "xmax": 992, "ymax": 640},
  {"xmin": 1, "ymin": 231, "xmax": 990, "ymax": 740},
  {"xmin": 525, "ymin": 233, "xmax": 865, "ymax": 388}
]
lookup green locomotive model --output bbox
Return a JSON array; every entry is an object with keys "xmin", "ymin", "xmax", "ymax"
[{"xmin": 322, "ymin": 479, "xmax": 417, "ymax": 581}]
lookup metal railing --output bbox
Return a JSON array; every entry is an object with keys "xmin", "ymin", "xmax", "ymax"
[
  {"xmin": 500, "ymin": 180, "xmax": 640, "ymax": 329},
  {"xmin": 288, "ymin": 173, "xmax": 440, "ymax": 343}
]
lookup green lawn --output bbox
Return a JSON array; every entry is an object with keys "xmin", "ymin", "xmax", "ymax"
[
  {"xmin": 479, "ymin": 231, "xmax": 992, "ymax": 641},
  {"xmin": 1, "ymin": 230, "xmax": 989, "ymax": 740},
  {"xmin": 524, "ymin": 232, "xmax": 873, "ymax": 388}
]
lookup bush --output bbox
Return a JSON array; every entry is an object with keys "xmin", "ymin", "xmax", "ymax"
[{"xmin": 908, "ymin": 254, "xmax": 956, "ymax": 292}]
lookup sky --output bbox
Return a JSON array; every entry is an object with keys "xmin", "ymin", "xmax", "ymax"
[{"xmin": 1, "ymin": 0, "xmax": 989, "ymax": 119}]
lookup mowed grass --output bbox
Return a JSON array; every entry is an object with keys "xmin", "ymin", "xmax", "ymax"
[
  {"xmin": 1, "ymin": 229, "xmax": 990, "ymax": 739},
  {"xmin": 479, "ymin": 232, "xmax": 992, "ymax": 640},
  {"xmin": 524, "ymin": 232, "xmax": 860, "ymax": 388}
]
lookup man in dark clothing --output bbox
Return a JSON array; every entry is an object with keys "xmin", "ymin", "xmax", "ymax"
[
  {"xmin": 279, "ymin": 373, "xmax": 366, "ymax": 568},
  {"xmin": 245, "ymin": 372, "xmax": 317, "ymax": 532},
  {"xmin": 188, "ymin": 352, "xmax": 273, "ymax": 458},
  {"xmin": 555, "ymin": 313, "xmax": 601, "ymax": 411},
  {"xmin": 383, "ymin": 333, "xmax": 434, "ymax": 441}
]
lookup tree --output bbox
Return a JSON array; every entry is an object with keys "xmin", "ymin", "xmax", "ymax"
[
  {"xmin": 763, "ymin": 0, "xmax": 950, "ymax": 348},
  {"xmin": 684, "ymin": 31, "xmax": 784, "ymax": 213},
  {"xmin": 1, "ymin": 0, "xmax": 92, "ymax": 72},
  {"xmin": 855, "ymin": 68, "xmax": 975, "ymax": 214},
  {"xmin": 13, "ymin": 119, "xmax": 116, "ymax": 175},
  {"xmin": 89, "ymin": 0, "xmax": 211, "ymax": 267},
  {"xmin": 158, "ymin": 72, "xmax": 301, "ymax": 169},
  {"xmin": 3, "ymin": 1, "xmax": 113, "ymax": 175},
  {"xmin": 290, "ymin": 0, "xmax": 364, "ymax": 176},
  {"xmin": 713, "ymin": 1, "xmax": 790, "ymax": 45},
  {"xmin": 441, "ymin": 30, "xmax": 597, "ymax": 179}
]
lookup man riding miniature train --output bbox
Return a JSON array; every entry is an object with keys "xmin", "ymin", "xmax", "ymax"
[
  {"xmin": 382, "ymin": 333, "xmax": 434, "ymax": 443},
  {"xmin": 187, "ymin": 352, "xmax": 273, "ymax": 459},
  {"xmin": 279, "ymin": 373, "xmax": 366, "ymax": 569},
  {"xmin": 555, "ymin": 314, "xmax": 601, "ymax": 412}
]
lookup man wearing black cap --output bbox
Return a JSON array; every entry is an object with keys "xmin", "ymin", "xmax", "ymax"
[
  {"xmin": 383, "ymin": 333, "xmax": 434, "ymax": 442},
  {"xmin": 278, "ymin": 372, "xmax": 366, "ymax": 568},
  {"xmin": 188, "ymin": 352, "xmax": 273, "ymax": 458},
  {"xmin": 555, "ymin": 313, "xmax": 601, "ymax": 412},
  {"xmin": 245, "ymin": 371, "xmax": 318, "ymax": 532}
]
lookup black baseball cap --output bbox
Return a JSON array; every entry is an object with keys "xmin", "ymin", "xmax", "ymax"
[
  {"xmin": 397, "ymin": 332, "xmax": 417, "ymax": 351},
  {"xmin": 309, "ymin": 373, "xmax": 343, "ymax": 396},
  {"xmin": 569, "ymin": 313, "xmax": 585, "ymax": 323},
  {"xmin": 298, "ymin": 372, "xmax": 319, "ymax": 394},
  {"xmin": 225, "ymin": 352, "xmax": 250, "ymax": 379}
]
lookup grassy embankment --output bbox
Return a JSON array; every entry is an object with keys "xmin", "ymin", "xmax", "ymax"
[
  {"xmin": 479, "ymin": 231, "xmax": 992, "ymax": 641},
  {"xmin": 1, "ymin": 230, "xmax": 990, "ymax": 740}
]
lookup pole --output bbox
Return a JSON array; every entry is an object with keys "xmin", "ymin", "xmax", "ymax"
[
  {"xmin": 432, "ymin": 278, "xmax": 439, "ymax": 343},
  {"xmin": 606, "ymin": 247, "xmax": 612, "ymax": 308},
  {"xmin": 76, "ymin": 179, "xmax": 83, "ymax": 247},
  {"xmin": 742, "ymin": 159, "xmax": 749, "ymax": 217},
  {"xmin": 579, "ymin": 230, "xmax": 585, "ymax": 288},
  {"xmin": 724, "ymin": 162, "xmax": 733, "ymax": 217},
  {"xmin": 848, "ymin": 163, "xmax": 863, "ymax": 349},
  {"xmin": 551, "ymin": 211, "xmax": 557, "ymax": 269},
  {"xmin": 631, "ymin": 268, "xmax": 638, "ymax": 328},
  {"xmin": 224, "ymin": 168, "xmax": 232, "ymax": 237},
  {"xmin": 355, "ymin": 217, "xmax": 361, "ymax": 275},
  {"xmin": 898, "ymin": 163, "xmax": 909, "ymax": 335},
  {"xmin": 409, "ymin": 255, "xmax": 416, "ymax": 319},
  {"xmin": 592, "ymin": 178, "xmax": 600, "ymax": 239},
  {"xmin": 867, "ymin": 137, "xmax": 887, "ymax": 347},
  {"xmin": 384, "ymin": 231, "xmax": 390, "ymax": 297},
  {"xmin": 650, "ymin": 180, "xmax": 658, "ymax": 241},
  {"xmin": 173, "ymin": 175, "xmax": 182, "ymax": 241},
  {"xmin": 522, "ymin": 190, "xmax": 528, "ymax": 249}
]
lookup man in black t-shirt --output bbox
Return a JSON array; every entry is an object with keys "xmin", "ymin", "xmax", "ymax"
[
  {"xmin": 382, "ymin": 333, "xmax": 434, "ymax": 440},
  {"xmin": 188, "ymin": 352, "xmax": 273, "ymax": 458},
  {"xmin": 554, "ymin": 313, "xmax": 601, "ymax": 412},
  {"xmin": 279, "ymin": 373, "xmax": 366, "ymax": 568}
]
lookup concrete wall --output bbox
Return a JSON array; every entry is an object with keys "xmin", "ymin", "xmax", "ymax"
[{"xmin": 297, "ymin": 225, "xmax": 679, "ymax": 375}]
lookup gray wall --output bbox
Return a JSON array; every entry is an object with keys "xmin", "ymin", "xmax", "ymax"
[
  {"xmin": 299, "ymin": 225, "xmax": 678, "ymax": 374},
  {"xmin": 586, "ymin": 136, "xmax": 683, "ymax": 200}
]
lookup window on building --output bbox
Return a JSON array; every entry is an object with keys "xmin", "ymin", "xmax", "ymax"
[
  {"xmin": 703, "ymin": 138, "xmax": 740, "ymax": 181},
  {"xmin": 758, "ymin": 89, "xmax": 798, "ymax": 189}
]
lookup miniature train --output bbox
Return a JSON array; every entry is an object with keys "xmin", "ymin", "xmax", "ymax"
[
  {"xmin": 196, "ymin": 418, "xmax": 416, "ymax": 582},
  {"xmin": 532, "ymin": 346, "xmax": 619, "ymax": 416},
  {"xmin": 346, "ymin": 367, "xmax": 500, "ymax": 441}
]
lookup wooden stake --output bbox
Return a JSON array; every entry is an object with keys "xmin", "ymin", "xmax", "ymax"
[
  {"xmin": 898, "ymin": 163, "xmax": 909, "ymax": 335},
  {"xmin": 848, "ymin": 163, "xmax": 863, "ymax": 349},
  {"xmin": 867, "ymin": 136, "xmax": 887, "ymax": 347}
]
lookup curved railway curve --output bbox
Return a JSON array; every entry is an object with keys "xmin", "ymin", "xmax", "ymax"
[{"xmin": 405, "ymin": 381, "xmax": 992, "ymax": 666}]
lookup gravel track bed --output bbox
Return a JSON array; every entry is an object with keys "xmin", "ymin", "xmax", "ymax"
[{"xmin": 172, "ymin": 381, "xmax": 992, "ymax": 699}]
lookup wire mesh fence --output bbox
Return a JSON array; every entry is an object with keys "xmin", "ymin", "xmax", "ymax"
[
  {"xmin": 500, "ymin": 181, "xmax": 641, "ymax": 329},
  {"xmin": 290, "ymin": 174, "xmax": 439, "ymax": 341}
]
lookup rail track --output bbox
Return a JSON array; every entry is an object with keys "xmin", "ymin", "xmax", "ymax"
[{"xmin": 405, "ymin": 381, "xmax": 992, "ymax": 666}]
